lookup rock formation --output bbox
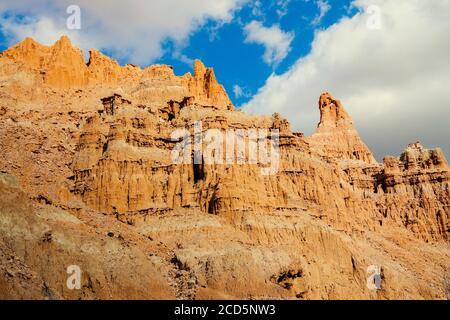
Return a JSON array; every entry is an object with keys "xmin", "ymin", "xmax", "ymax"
[
  {"xmin": 0, "ymin": 36, "xmax": 449, "ymax": 300},
  {"xmin": 307, "ymin": 92, "xmax": 377, "ymax": 164},
  {"xmin": 378, "ymin": 142, "xmax": 450, "ymax": 240},
  {"xmin": 0, "ymin": 36, "xmax": 233, "ymax": 109}
]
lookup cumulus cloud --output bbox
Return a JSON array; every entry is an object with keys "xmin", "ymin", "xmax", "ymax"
[
  {"xmin": 311, "ymin": 0, "xmax": 331, "ymax": 26},
  {"xmin": 243, "ymin": 0, "xmax": 450, "ymax": 159},
  {"xmin": 243, "ymin": 20, "xmax": 294, "ymax": 66},
  {"xmin": 0, "ymin": 15, "xmax": 71, "ymax": 47},
  {"xmin": 0, "ymin": 0, "xmax": 247, "ymax": 65}
]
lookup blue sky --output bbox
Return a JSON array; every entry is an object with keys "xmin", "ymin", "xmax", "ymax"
[
  {"xmin": 1, "ymin": 0, "xmax": 449, "ymax": 159},
  {"xmin": 159, "ymin": 0, "xmax": 356, "ymax": 106}
]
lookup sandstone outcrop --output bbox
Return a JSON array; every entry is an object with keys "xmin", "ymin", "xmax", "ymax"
[
  {"xmin": 1, "ymin": 36, "xmax": 89, "ymax": 88},
  {"xmin": 0, "ymin": 37, "xmax": 449, "ymax": 300},
  {"xmin": 187, "ymin": 59, "xmax": 234, "ymax": 110},
  {"xmin": 377, "ymin": 143, "xmax": 450, "ymax": 241},
  {"xmin": 0, "ymin": 36, "xmax": 233, "ymax": 109}
]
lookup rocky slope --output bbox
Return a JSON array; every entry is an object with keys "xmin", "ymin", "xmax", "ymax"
[{"xmin": 0, "ymin": 36, "xmax": 449, "ymax": 300}]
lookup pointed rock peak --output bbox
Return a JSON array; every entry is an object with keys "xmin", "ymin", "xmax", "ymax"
[
  {"xmin": 7, "ymin": 37, "xmax": 45, "ymax": 52},
  {"xmin": 317, "ymin": 92, "xmax": 352, "ymax": 129},
  {"xmin": 194, "ymin": 59, "xmax": 207, "ymax": 78},
  {"xmin": 188, "ymin": 59, "xmax": 233, "ymax": 110},
  {"xmin": 54, "ymin": 35, "xmax": 73, "ymax": 48},
  {"xmin": 308, "ymin": 92, "xmax": 377, "ymax": 164},
  {"xmin": 19, "ymin": 37, "xmax": 41, "ymax": 48},
  {"xmin": 22, "ymin": 37, "xmax": 35, "ymax": 43},
  {"xmin": 50, "ymin": 35, "xmax": 84, "ymax": 62},
  {"xmin": 3, "ymin": 37, "xmax": 44, "ymax": 54}
]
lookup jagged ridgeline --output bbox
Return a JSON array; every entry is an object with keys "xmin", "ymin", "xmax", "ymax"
[{"xmin": 0, "ymin": 36, "xmax": 449, "ymax": 300}]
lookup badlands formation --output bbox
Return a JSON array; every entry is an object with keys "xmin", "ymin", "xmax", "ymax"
[{"xmin": 0, "ymin": 36, "xmax": 449, "ymax": 300}]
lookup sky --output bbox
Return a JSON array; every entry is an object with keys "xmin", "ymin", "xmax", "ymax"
[{"xmin": 0, "ymin": 0, "xmax": 449, "ymax": 160}]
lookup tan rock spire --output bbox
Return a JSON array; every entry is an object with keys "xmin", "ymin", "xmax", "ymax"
[
  {"xmin": 194, "ymin": 59, "xmax": 207, "ymax": 78},
  {"xmin": 317, "ymin": 92, "xmax": 352, "ymax": 129},
  {"xmin": 189, "ymin": 59, "xmax": 234, "ymax": 110},
  {"xmin": 307, "ymin": 92, "xmax": 377, "ymax": 164}
]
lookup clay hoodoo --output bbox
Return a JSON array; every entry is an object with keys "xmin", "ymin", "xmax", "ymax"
[{"xmin": 307, "ymin": 92, "xmax": 377, "ymax": 164}]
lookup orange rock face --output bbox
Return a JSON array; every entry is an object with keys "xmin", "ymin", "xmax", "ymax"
[
  {"xmin": 188, "ymin": 59, "xmax": 234, "ymax": 110},
  {"xmin": 0, "ymin": 36, "xmax": 233, "ymax": 109},
  {"xmin": 0, "ymin": 36, "xmax": 449, "ymax": 300},
  {"xmin": 1, "ymin": 36, "xmax": 89, "ymax": 88}
]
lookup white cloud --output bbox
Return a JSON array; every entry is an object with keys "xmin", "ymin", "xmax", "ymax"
[
  {"xmin": 243, "ymin": 20, "xmax": 294, "ymax": 67},
  {"xmin": 250, "ymin": 1, "xmax": 264, "ymax": 18},
  {"xmin": 276, "ymin": 0, "xmax": 292, "ymax": 18},
  {"xmin": 0, "ymin": 15, "xmax": 71, "ymax": 47},
  {"xmin": 243, "ymin": 0, "xmax": 450, "ymax": 159},
  {"xmin": 233, "ymin": 84, "xmax": 251, "ymax": 99},
  {"xmin": 311, "ymin": 0, "xmax": 331, "ymax": 26},
  {"xmin": 233, "ymin": 85, "xmax": 244, "ymax": 98},
  {"xmin": 0, "ymin": 0, "xmax": 247, "ymax": 65}
]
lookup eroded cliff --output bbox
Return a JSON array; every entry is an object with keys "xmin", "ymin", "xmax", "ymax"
[{"xmin": 0, "ymin": 36, "xmax": 449, "ymax": 300}]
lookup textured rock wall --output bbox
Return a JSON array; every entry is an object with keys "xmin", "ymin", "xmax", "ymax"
[
  {"xmin": 0, "ymin": 36, "xmax": 449, "ymax": 299},
  {"xmin": 69, "ymin": 89, "xmax": 449, "ymax": 242},
  {"xmin": 0, "ymin": 36, "xmax": 232, "ymax": 109}
]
